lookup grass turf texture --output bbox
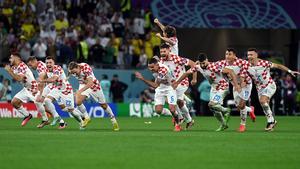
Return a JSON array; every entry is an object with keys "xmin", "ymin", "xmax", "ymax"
[{"xmin": 0, "ymin": 116, "xmax": 299, "ymax": 169}]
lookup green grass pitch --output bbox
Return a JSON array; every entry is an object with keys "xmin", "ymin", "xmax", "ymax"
[{"xmin": 0, "ymin": 116, "xmax": 299, "ymax": 169}]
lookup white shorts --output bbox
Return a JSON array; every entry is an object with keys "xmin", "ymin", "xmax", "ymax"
[
  {"xmin": 154, "ymin": 88, "xmax": 177, "ymax": 106},
  {"xmin": 48, "ymin": 88, "xmax": 75, "ymax": 109},
  {"xmin": 258, "ymin": 82, "xmax": 277, "ymax": 98},
  {"xmin": 14, "ymin": 87, "xmax": 36, "ymax": 103},
  {"xmin": 233, "ymin": 83, "xmax": 252, "ymax": 104},
  {"xmin": 79, "ymin": 84, "xmax": 106, "ymax": 104},
  {"xmin": 210, "ymin": 87, "xmax": 229, "ymax": 105},
  {"xmin": 176, "ymin": 85, "xmax": 188, "ymax": 101}
]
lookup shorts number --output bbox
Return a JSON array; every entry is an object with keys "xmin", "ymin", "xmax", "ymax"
[
  {"xmin": 213, "ymin": 95, "xmax": 221, "ymax": 101},
  {"xmin": 244, "ymin": 91, "xmax": 249, "ymax": 97},
  {"xmin": 57, "ymin": 97, "xmax": 62, "ymax": 102},
  {"xmin": 170, "ymin": 96, "xmax": 175, "ymax": 102},
  {"xmin": 66, "ymin": 100, "xmax": 71, "ymax": 106}
]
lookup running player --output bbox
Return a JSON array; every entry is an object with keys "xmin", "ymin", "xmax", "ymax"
[
  {"xmin": 135, "ymin": 58, "xmax": 181, "ymax": 131},
  {"xmin": 39, "ymin": 56, "xmax": 83, "ymax": 129},
  {"xmin": 68, "ymin": 62, "xmax": 120, "ymax": 131},
  {"xmin": 4, "ymin": 53, "xmax": 49, "ymax": 127},
  {"xmin": 27, "ymin": 56, "xmax": 66, "ymax": 128},
  {"xmin": 158, "ymin": 43, "xmax": 196, "ymax": 129},
  {"xmin": 246, "ymin": 48, "xmax": 300, "ymax": 131},
  {"xmin": 173, "ymin": 53, "xmax": 241, "ymax": 131},
  {"xmin": 217, "ymin": 48, "xmax": 256, "ymax": 132}
]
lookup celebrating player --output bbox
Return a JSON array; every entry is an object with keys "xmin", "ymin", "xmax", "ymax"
[
  {"xmin": 4, "ymin": 53, "xmax": 49, "ymax": 127},
  {"xmin": 173, "ymin": 53, "xmax": 241, "ymax": 131},
  {"xmin": 68, "ymin": 62, "xmax": 120, "ymax": 131},
  {"xmin": 135, "ymin": 58, "xmax": 181, "ymax": 131},
  {"xmin": 246, "ymin": 48, "xmax": 300, "ymax": 131}
]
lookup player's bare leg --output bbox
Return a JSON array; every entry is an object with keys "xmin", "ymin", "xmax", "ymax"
[
  {"xmin": 44, "ymin": 96, "xmax": 66, "ymax": 128},
  {"xmin": 75, "ymin": 94, "xmax": 91, "ymax": 127},
  {"xmin": 177, "ymin": 100, "xmax": 194, "ymax": 130},
  {"xmin": 12, "ymin": 98, "xmax": 32, "ymax": 126},
  {"xmin": 260, "ymin": 96, "xmax": 277, "ymax": 131},
  {"xmin": 35, "ymin": 101, "xmax": 50, "ymax": 128},
  {"xmin": 100, "ymin": 103, "xmax": 119, "ymax": 131},
  {"xmin": 60, "ymin": 105, "xmax": 84, "ymax": 130},
  {"xmin": 209, "ymin": 102, "xmax": 229, "ymax": 131},
  {"xmin": 169, "ymin": 104, "xmax": 181, "ymax": 132}
]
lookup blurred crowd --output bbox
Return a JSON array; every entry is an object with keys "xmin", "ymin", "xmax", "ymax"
[{"xmin": 0, "ymin": 0, "xmax": 161, "ymax": 68}]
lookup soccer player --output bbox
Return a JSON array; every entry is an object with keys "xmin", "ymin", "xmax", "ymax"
[
  {"xmin": 173, "ymin": 53, "xmax": 241, "ymax": 131},
  {"xmin": 158, "ymin": 43, "xmax": 196, "ymax": 129},
  {"xmin": 154, "ymin": 18, "xmax": 179, "ymax": 55},
  {"xmin": 68, "ymin": 62, "xmax": 120, "ymax": 131},
  {"xmin": 39, "ymin": 56, "xmax": 83, "ymax": 129},
  {"xmin": 135, "ymin": 58, "xmax": 181, "ymax": 131},
  {"xmin": 217, "ymin": 48, "xmax": 256, "ymax": 132},
  {"xmin": 4, "ymin": 53, "xmax": 49, "ymax": 127},
  {"xmin": 246, "ymin": 48, "xmax": 300, "ymax": 131},
  {"xmin": 27, "ymin": 56, "xmax": 66, "ymax": 127}
]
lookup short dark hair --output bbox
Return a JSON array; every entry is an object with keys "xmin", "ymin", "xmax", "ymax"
[
  {"xmin": 226, "ymin": 48, "xmax": 236, "ymax": 55},
  {"xmin": 160, "ymin": 43, "xmax": 170, "ymax": 49},
  {"xmin": 197, "ymin": 53, "xmax": 207, "ymax": 62},
  {"xmin": 68, "ymin": 61, "xmax": 79, "ymax": 70},
  {"xmin": 148, "ymin": 57, "xmax": 159, "ymax": 64},
  {"xmin": 164, "ymin": 25, "xmax": 176, "ymax": 37},
  {"xmin": 11, "ymin": 52, "xmax": 21, "ymax": 59},
  {"xmin": 27, "ymin": 56, "xmax": 37, "ymax": 63},
  {"xmin": 45, "ymin": 56, "xmax": 56, "ymax": 62},
  {"xmin": 247, "ymin": 48, "xmax": 257, "ymax": 53}
]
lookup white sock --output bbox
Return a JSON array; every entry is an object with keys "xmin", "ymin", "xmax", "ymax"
[
  {"xmin": 17, "ymin": 106, "xmax": 28, "ymax": 117},
  {"xmin": 240, "ymin": 108, "xmax": 247, "ymax": 125},
  {"xmin": 261, "ymin": 103, "xmax": 274, "ymax": 123},
  {"xmin": 104, "ymin": 105, "xmax": 115, "ymax": 119},
  {"xmin": 214, "ymin": 111, "xmax": 225, "ymax": 125},
  {"xmin": 175, "ymin": 105, "xmax": 184, "ymax": 119},
  {"xmin": 245, "ymin": 106, "xmax": 252, "ymax": 113},
  {"xmin": 180, "ymin": 104, "xmax": 192, "ymax": 123},
  {"xmin": 64, "ymin": 108, "xmax": 82, "ymax": 123},
  {"xmin": 77, "ymin": 104, "xmax": 89, "ymax": 119},
  {"xmin": 44, "ymin": 98, "xmax": 60, "ymax": 118},
  {"xmin": 35, "ymin": 102, "xmax": 48, "ymax": 121},
  {"xmin": 161, "ymin": 108, "xmax": 172, "ymax": 116}
]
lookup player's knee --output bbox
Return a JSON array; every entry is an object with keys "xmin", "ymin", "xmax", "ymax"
[
  {"xmin": 155, "ymin": 107, "xmax": 163, "ymax": 114},
  {"xmin": 11, "ymin": 98, "xmax": 21, "ymax": 108},
  {"xmin": 259, "ymin": 99, "xmax": 267, "ymax": 106},
  {"xmin": 100, "ymin": 103, "xmax": 107, "ymax": 109},
  {"xmin": 177, "ymin": 100, "xmax": 184, "ymax": 108},
  {"xmin": 208, "ymin": 101, "xmax": 215, "ymax": 108}
]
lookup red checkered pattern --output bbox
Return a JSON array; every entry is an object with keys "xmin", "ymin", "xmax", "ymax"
[
  {"xmin": 37, "ymin": 61, "xmax": 47, "ymax": 75},
  {"xmin": 160, "ymin": 54, "xmax": 189, "ymax": 86},
  {"xmin": 74, "ymin": 63, "xmax": 101, "ymax": 91},
  {"xmin": 61, "ymin": 83, "xmax": 73, "ymax": 95},
  {"xmin": 158, "ymin": 66, "xmax": 168, "ymax": 76},
  {"xmin": 13, "ymin": 62, "xmax": 38, "ymax": 93},
  {"xmin": 204, "ymin": 62, "xmax": 229, "ymax": 90},
  {"xmin": 251, "ymin": 59, "xmax": 273, "ymax": 90}
]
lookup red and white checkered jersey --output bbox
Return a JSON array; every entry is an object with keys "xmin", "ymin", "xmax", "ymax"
[
  {"xmin": 36, "ymin": 61, "xmax": 47, "ymax": 75},
  {"xmin": 159, "ymin": 54, "xmax": 190, "ymax": 87},
  {"xmin": 46, "ymin": 65, "xmax": 73, "ymax": 95},
  {"xmin": 189, "ymin": 62, "xmax": 229, "ymax": 91},
  {"xmin": 12, "ymin": 62, "xmax": 38, "ymax": 93},
  {"xmin": 168, "ymin": 37, "xmax": 178, "ymax": 55},
  {"xmin": 152, "ymin": 63, "xmax": 175, "ymax": 90},
  {"xmin": 247, "ymin": 59, "xmax": 274, "ymax": 91},
  {"xmin": 217, "ymin": 59, "xmax": 252, "ymax": 85},
  {"xmin": 71, "ymin": 63, "xmax": 101, "ymax": 92}
]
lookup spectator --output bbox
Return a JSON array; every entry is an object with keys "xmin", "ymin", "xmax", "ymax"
[
  {"xmin": 137, "ymin": 49, "xmax": 147, "ymax": 68},
  {"xmin": 198, "ymin": 79, "xmax": 211, "ymax": 116},
  {"xmin": 18, "ymin": 36, "xmax": 31, "ymax": 61},
  {"xmin": 131, "ymin": 33, "xmax": 143, "ymax": 66},
  {"xmin": 0, "ymin": 22, "xmax": 9, "ymax": 62},
  {"xmin": 110, "ymin": 74, "xmax": 128, "ymax": 102},
  {"xmin": 21, "ymin": 18, "xmax": 35, "ymax": 39},
  {"xmin": 96, "ymin": 0, "xmax": 111, "ymax": 15},
  {"xmin": 0, "ymin": 75, "xmax": 4, "ymax": 100},
  {"xmin": 89, "ymin": 38, "xmax": 105, "ymax": 63},
  {"xmin": 111, "ymin": 12, "xmax": 125, "ymax": 37},
  {"xmin": 32, "ymin": 39, "xmax": 47, "ymax": 60},
  {"xmin": 54, "ymin": 13, "xmax": 69, "ymax": 32},
  {"xmin": 132, "ymin": 12, "xmax": 145, "ymax": 38},
  {"xmin": 283, "ymin": 74, "xmax": 297, "ymax": 115},
  {"xmin": 46, "ymin": 38, "xmax": 57, "ymax": 59},
  {"xmin": 100, "ymin": 74, "xmax": 111, "ymax": 103},
  {"xmin": 76, "ymin": 35, "xmax": 89, "ymax": 62},
  {"xmin": 0, "ymin": 79, "xmax": 12, "ymax": 102}
]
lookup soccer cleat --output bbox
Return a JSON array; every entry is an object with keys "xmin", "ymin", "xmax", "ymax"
[
  {"xmin": 172, "ymin": 117, "xmax": 184, "ymax": 126},
  {"xmin": 50, "ymin": 117, "xmax": 60, "ymax": 126},
  {"xmin": 265, "ymin": 120, "xmax": 277, "ymax": 132},
  {"xmin": 174, "ymin": 124, "xmax": 181, "ymax": 132},
  {"xmin": 82, "ymin": 117, "xmax": 91, "ymax": 128},
  {"xmin": 21, "ymin": 114, "xmax": 32, "ymax": 126},
  {"xmin": 37, "ymin": 120, "xmax": 50, "ymax": 128},
  {"xmin": 112, "ymin": 122, "xmax": 120, "ymax": 131},
  {"xmin": 249, "ymin": 106, "xmax": 256, "ymax": 122},
  {"xmin": 238, "ymin": 124, "xmax": 246, "ymax": 132},
  {"xmin": 215, "ymin": 124, "xmax": 228, "ymax": 132},
  {"xmin": 58, "ymin": 122, "xmax": 67, "ymax": 129},
  {"xmin": 185, "ymin": 119, "xmax": 194, "ymax": 130}
]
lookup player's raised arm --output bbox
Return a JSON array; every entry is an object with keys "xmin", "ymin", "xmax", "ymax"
[
  {"xmin": 135, "ymin": 72, "xmax": 159, "ymax": 88},
  {"xmin": 156, "ymin": 33, "xmax": 176, "ymax": 46},
  {"xmin": 173, "ymin": 70, "xmax": 193, "ymax": 89},
  {"xmin": 271, "ymin": 63, "xmax": 300, "ymax": 77},
  {"xmin": 222, "ymin": 68, "xmax": 241, "ymax": 92},
  {"xmin": 4, "ymin": 65, "xmax": 24, "ymax": 82},
  {"xmin": 154, "ymin": 18, "xmax": 165, "ymax": 31}
]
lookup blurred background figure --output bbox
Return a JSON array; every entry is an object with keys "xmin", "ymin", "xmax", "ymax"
[
  {"xmin": 110, "ymin": 74, "xmax": 128, "ymax": 103},
  {"xmin": 100, "ymin": 74, "xmax": 111, "ymax": 103},
  {"xmin": 283, "ymin": 74, "xmax": 297, "ymax": 115},
  {"xmin": 198, "ymin": 79, "xmax": 211, "ymax": 116}
]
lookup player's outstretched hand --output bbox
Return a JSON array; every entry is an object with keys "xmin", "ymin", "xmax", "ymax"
[
  {"xmin": 191, "ymin": 79, "xmax": 197, "ymax": 86},
  {"xmin": 290, "ymin": 70, "xmax": 300, "ymax": 77},
  {"xmin": 156, "ymin": 33, "xmax": 161, "ymax": 38},
  {"xmin": 234, "ymin": 85, "xmax": 242, "ymax": 93},
  {"xmin": 135, "ymin": 72, "xmax": 144, "ymax": 80},
  {"xmin": 4, "ymin": 64, "xmax": 11, "ymax": 71},
  {"xmin": 154, "ymin": 18, "xmax": 159, "ymax": 23},
  {"xmin": 172, "ymin": 81, "xmax": 179, "ymax": 89}
]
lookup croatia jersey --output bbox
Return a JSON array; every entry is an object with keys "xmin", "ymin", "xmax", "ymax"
[
  {"xmin": 168, "ymin": 37, "xmax": 178, "ymax": 55},
  {"xmin": 46, "ymin": 65, "xmax": 72, "ymax": 95},
  {"xmin": 159, "ymin": 54, "xmax": 190, "ymax": 87},
  {"xmin": 152, "ymin": 63, "xmax": 175, "ymax": 90},
  {"xmin": 217, "ymin": 59, "xmax": 252, "ymax": 85},
  {"xmin": 12, "ymin": 62, "xmax": 38, "ymax": 94},
  {"xmin": 189, "ymin": 63, "xmax": 229, "ymax": 91},
  {"xmin": 247, "ymin": 59, "xmax": 274, "ymax": 91},
  {"xmin": 71, "ymin": 63, "xmax": 101, "ymax": 92}
]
